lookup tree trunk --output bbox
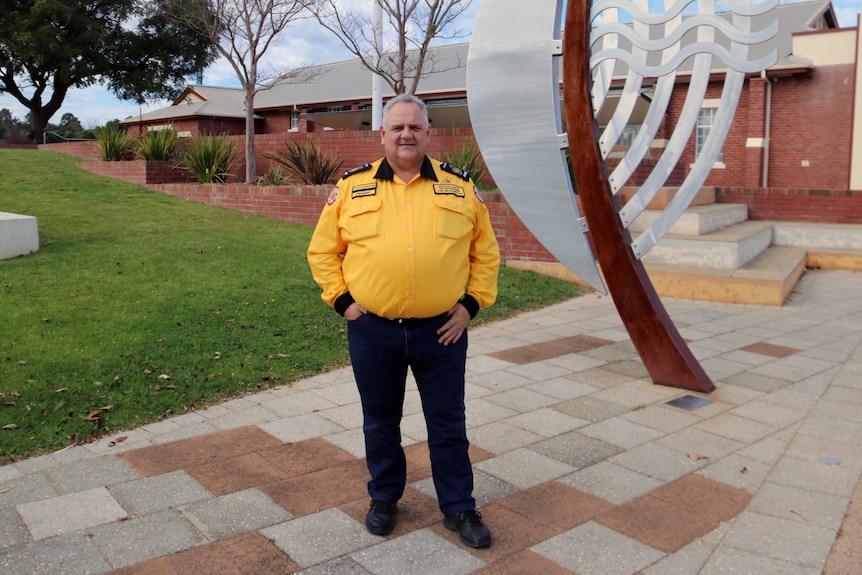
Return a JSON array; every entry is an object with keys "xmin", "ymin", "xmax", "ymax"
[{"xmin": 245, "ymin": 89, "xmax": 256, "ymax": 184}]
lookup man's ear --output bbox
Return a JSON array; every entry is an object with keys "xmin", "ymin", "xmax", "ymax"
[{"xmin": 379, "ymin": 126, "xmax": 386, "ymax": 144}]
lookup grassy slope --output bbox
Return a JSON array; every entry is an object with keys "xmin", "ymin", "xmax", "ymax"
[{"xmin": 0, "ymin": 149, "xmax": 581, "ymax": 462}]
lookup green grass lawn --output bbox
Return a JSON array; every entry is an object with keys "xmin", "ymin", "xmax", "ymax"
[{"xmin": 0, "ymin": 149, "xmax": 581, "ymax": 463}]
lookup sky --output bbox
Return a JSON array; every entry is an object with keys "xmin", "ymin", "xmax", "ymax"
[{"xmin": 1, "ymin": 0, "xmax": 859, "ymax": 132}]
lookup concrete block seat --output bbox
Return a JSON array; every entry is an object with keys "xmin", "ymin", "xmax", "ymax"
[{"xmin": 0, "ymin": 211, "xmax": 39, "ymax": 260}]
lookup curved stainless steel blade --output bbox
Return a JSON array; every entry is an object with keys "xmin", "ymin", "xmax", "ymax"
[{"xmin": 467, "ymin": 0, "xmax": 606, "ymax": 293}]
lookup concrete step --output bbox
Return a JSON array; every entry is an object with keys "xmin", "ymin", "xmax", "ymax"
[
  {"xmin": 509, "ymin": 221, "xmax": 862, "ymax": 306},
  {"xmin": 772, "ymin": 222, "xmax": 862, "ymax": 271},
  {"xmin": 635, "ymin": 220, "xmax": 774, "ymax": 269},
  {"xmin": 629, "ymin": 203, "xmax": 749, "ymax": 236},
  {"xmin": 644, "ymin": 245, "xmax": 808, "ymax": 306}
]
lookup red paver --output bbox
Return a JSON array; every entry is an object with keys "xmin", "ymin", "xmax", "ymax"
[
  {"xmin": 497, "ymin": 480, "xmax": 614, "ymax": 533},
  {"xmin": 471, "ymin": 549, "xmax": 578, "ymax": 574},
  {"xmin": 430, "ymin": 502, "xmax": 557, "ymax": 563},
  {"xmin": 489, "ymin": 334, "xmax": 614, "ymax": 364},
  {"xmin": 596, "ymin": 493, "xmax": 717, "ymax": 553},
  {"xmin": 648, "ymin": 473, "xmax": 752, "ymax": 523},
  {"xmin": 122, "ymin": 426, "xmax": 283, "ymax": 477},
  {"xmin": 165, "ymin": 532, "xmax": 300, "ymax": 575},
  {"xmin": 340, "ymin": 486, "xmax": 440, "ymax": 537},
  {"xmin": 261, "ymin": 457, "xmax": 370, "ymax": 516},
  {"xmin": 741, "ymin": 342, "xmax": 800, "ymax": 358},
  {"xmin": 106, "ymin": 557, "xmax": 178, "ymax": 575}
]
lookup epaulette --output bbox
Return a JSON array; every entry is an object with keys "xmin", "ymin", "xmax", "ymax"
[
  {"xmin": 440, "ymin": 162, "xmax": 470, "ymax": 181},
  {"xmin": 342, "ymin": 163, "xmax": 373, "ymax": 178}
]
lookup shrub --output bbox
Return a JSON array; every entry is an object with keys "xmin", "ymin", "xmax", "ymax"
[
  {"xmin": 180, "ymin": 134, "xmax": 237, "ymax": 183},
  {"xmin": 257, "ymin": 165, "xmax": 288, "ymax": 186},
  {"xmin": 443, "ymin": 143, "xmax": 488, "ymax": 189},
  {"xmin": 267, "ymin": 138, "xmax": 343, "ymax": 185},
  {"xmin": 95, "ymin": 125, "xmax": 132, "ymax": 161},
  {"xmin": 136, "ymin": 127, "xmax": 178, "ymax": 161}
]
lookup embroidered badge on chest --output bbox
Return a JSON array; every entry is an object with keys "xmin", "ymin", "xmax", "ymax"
[
  {"xmin": 351, "ymin": 183, "xmax": 377, "ymax": 198},
  {"xmin": 433, "ymin": 184, "xmax": 465, "ymax": 197}
]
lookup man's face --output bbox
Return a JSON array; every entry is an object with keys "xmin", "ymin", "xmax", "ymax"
[{"xmin": 380, "ymin": 102, "xmax": 430, "ymax": 171}]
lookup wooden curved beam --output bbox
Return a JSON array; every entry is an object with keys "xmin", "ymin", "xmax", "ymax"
[{"xmin": 563, "ymin": 0, "xmax": 714, "ymax": 392}]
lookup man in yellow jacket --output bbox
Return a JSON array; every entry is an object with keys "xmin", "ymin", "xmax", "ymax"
[{"xmin": 307, "ymin": 94, "xmax": 499, "ymax": 548}]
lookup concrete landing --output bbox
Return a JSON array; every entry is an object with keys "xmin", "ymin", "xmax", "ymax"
[{"xmin": 0, "ymin": 211, "xmax": 39, "ymax": 260}]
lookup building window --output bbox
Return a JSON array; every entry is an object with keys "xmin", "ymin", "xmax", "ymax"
[
  {"xmin": 290, "ymin": 110, "xmax": 299, "ymax": 131},
  {"xmin": 618, "ymin": 124, "xmax": 640, "ymax": 148},
  {"xmin": 328, "ymin": 106, "xmax": 344, "ymax": 112},
  {"xmin": 696, "ymin": 107, "xmax": 723, "ymax": 162}
]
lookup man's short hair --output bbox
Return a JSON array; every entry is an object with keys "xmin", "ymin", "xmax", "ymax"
[{"xmin": 382, "ymin": 94, "xmax": 429, "ymax": 127}]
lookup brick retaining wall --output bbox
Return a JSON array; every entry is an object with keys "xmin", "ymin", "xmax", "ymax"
[
  {"xmin": 151, "ymin": 182, "xmax": 555, "ymax": 265},
  {"xmin": 713, "ymin": 187, "xmax": 862, "ymax": 223}
]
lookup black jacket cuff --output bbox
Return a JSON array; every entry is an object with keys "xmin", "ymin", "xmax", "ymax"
[
  {"xmin": 334, "ymin": 292, "xmax": 355, "ymax": 316},
  {"xmin": 460, "ymin": 294, "xmax": 480, "ymax": 319}
]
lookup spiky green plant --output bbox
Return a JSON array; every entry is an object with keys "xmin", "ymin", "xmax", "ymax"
[
  {"xmin": 267, "ymin": 138, "xmax": 343, "ymax": 185},
  {"xmin": 95, "ymin": 125, "xmax": 133, "ymax": 161},
  {"xmin": 181, "ymin": 134, "xmax": 237, "ymax": 183},
  {"xmin": 137, "ymin": 127, "xmax": 179, "ymax": 162},
  {"xmin": 443, "ymin": 143, "xmax": 489, "ymax": 189},
  {"xmin": 257, "ymin": 165, "xmax": 288, "ymax": 186}
]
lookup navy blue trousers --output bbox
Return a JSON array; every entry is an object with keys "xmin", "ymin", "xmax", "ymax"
[{"xmin": 347, "ymin": 312, "xmax": 475, "ymax": 515}]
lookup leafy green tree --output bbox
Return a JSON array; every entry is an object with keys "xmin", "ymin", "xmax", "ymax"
[
  {"xmin": 0, "ymin": 107, "xmax": 27, "ymax": 142},
  {"xmin": 0, "ymin": 0, "xmax": 217, "ymax": 143}
]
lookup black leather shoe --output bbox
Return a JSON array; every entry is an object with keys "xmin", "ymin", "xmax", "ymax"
[
  {"xmin": 443, "ymin": 509, "xmax": 492, "ymax": 548},
  {"xmin": 365, "ymin": 499, "xmax": 397, "ymax": 536}
]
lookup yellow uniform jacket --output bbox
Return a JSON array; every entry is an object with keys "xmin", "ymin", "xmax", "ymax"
[{"xmin": 307, "ymin": 156, "xmax": 500, "ymax": 319}]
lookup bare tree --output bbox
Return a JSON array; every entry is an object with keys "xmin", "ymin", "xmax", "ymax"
[
  {"xmin": 168, "ymin": 0, "xmax": 314, "ymax": 183},
  {"xmin": 310, "ymin": 0, "xmax": 473, "ymax": 95}
]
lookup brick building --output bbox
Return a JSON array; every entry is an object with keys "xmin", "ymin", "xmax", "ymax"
[{"xmin": 120, "ymin": 1, "xmax": 859, "ymax": 194}]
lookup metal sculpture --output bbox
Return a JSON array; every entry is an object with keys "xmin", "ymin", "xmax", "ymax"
[{"xmin": 467, "ymin": 0, "xmax": 778, "ymax": 392}]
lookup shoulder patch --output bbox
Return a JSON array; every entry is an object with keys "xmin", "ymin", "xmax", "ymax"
[
  {"xmin": 326, "ymin": 187, "xmax": 339, "ymax": 205},
  {"xmin": 440, "ymin": 162, "xmax": 470, "ymax": 181},
  {"xmin": 342, "ymin": 163, "xmax": 373, "ymax": 178}
]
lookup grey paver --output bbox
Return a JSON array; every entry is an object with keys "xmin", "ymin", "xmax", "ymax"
[
  {"xmin": 468, "ymin": 420, "xmax": 540, "ymax": 454},
  {"xmin": 351, "ymin": 529, "xmax": 486, "ymax": 575},
  {"xmin": 109, "ymin": 469, "xmax": 211, "ymax": 515},
  {"xmin": 0, "ymin": 532, "xmax": 111, "ymax": 575},
  {"xmin": 182, "ymin": 488, "xmax": 293, "ymax": 540},
  {"xmin": 262, "ymin": 508, "xmax": 380, "ymax": 568},
  {"xmin": 532, "ymin": 521, "xmax": 665, "ymax": 575},
  {"xmin": 720, "ymin": 510, "xmax": 836, "ymax": 568},
  {"xmin": 89, "ymin": 509, "xmax": 206, "ymax": 569},
  {"xmin": 528, "ymin": 430, "xmax": 624, "ymax": 470},
  {"xmin": 44, "ymin": 455, "xmax": 141, "ymax": 495},
  {"xmin": 696, "ymin": 453, "xmax": 771, "ymax": 493},
  {"xmin": 610, "ymin": 442, "xmax": 706, "ymax": 482},
  {"xmin": 700, "ymin": 546, "xmax": 820, "ymax": 575},
  {"xmin": 17, "ymin": 486, "xmax": 127, "ymax": 541},
  {"xmin": 748, "ymin": 481, "xmax": 851, "ymax": 530},
  {"xmin": 0, "ymin": 504, "xmax": 30, "ymax": 550},
  {"xmin": 560, "ymin": 460, "xmax": 662, "ymax": 505},
  {"xmin": 475, "ymin": 447, "xmax": 575, "ymax": 490}
]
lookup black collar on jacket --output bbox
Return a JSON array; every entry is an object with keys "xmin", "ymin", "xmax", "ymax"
[{"xmin": 374, "ymin": 157, "xmax": 438, "ymax": 182}]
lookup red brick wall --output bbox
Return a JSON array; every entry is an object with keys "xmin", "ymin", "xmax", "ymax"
[
  {"xmin": 765, "ymin": 64, "xmax": 854, "ymax": 189},
  {"xmin": 150, "ymin": 182, "xmax": 557, "ymax": 264},
  {"xmin": 76, "ymin": 160, "xmax": 196, "ymax": 185},
  {"xmin": 38, "ymin": 140, "xmax": 100, "ymax": 160},
  {"xmin": 714, "ymin": 186, "xmax": 862, "ymax": 223},
  {"xmin": 660, "ymin": 65, "xmax": 854, "ymax": 190}
]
